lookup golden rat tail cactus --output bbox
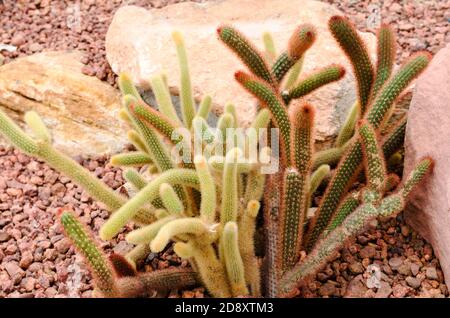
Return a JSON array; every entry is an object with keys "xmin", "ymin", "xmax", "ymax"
[{"xmin": 0, "ymin": 15, "xmax": 433, "ymax": 299}]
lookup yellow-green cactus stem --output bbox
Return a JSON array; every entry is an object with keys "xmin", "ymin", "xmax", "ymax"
[
  {"xmin": 111, "ymin": 152, "xmax": 153, "ymax": 167},
  {"xmin": 196, "ymin": 95, "xmax": 213, "ymax": 120},
  {"xmin": 309, "ymin": 164, "xmax": 331, "ymax": 196},
  {"xmin": 127, "ymin": 130, "xmax": 149, "ymax": 153},
  {"xmin": 149, "ymin": 74, "xmax": 181, "ymax": 124},
  {"xmin": 194, "ymin": 156, "xmax": 217, "ymax": 223},
  {"xmin": 262, "ymin": 31, "xmax": 276, "ymax": 62},
  {"xmin": 100, "ymin": 169, "xmax": 199, "ymax": 240},
  {"xmin": 222, "ymin": 221, "xmax": 249, "ymax": 297},
  {"xmin": 123, "ymin": 168, "xmax": 148, "ymax": 191},
  {"xmin": 400, "ymin": 157, "xmax": 433, "ymax": 199},
  {"xmin": 23, "ymin": 111, "xmax": 51, "ymax": 143},
  {"xmin": 312, "ymin": 143, "xmax": 348, "ymax": 170},
  {"xmin": 335, "ymin": 101, "xmax": 360, "ymax": 147},
  {"xmin": 220, "ymin": 149, "xmax": 240, "ymax": 225},
  {"xmin": 324, "ymin": 191, "xmax": 360, "ymax": 234},
  {"xmin": 238, "ymin": 200, "xmax": 261, "ymax": 296},
  {"xmin": 159, "ymin": 183, "xmax": 184, "ymax": 215},
  {"xmin": 118, "ymin": 72, "xmax": 142, "ymax": 101},
  {"xmin": 172, "ymin": 31, "xmax": 196, "ymax": 129},
  {"xmin": 125, "ymin": 216, "xmax": 177, "ymax": 245},
  {"xmin": 284, "ymin": 57, "xmax": 304, "ymax": 90}
]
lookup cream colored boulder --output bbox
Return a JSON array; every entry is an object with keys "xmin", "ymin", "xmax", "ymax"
[{"xmin": 105, "ymin": 0, "xmax": 376, "ymax": 142}]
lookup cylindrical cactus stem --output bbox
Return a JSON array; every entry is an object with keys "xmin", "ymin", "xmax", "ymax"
[
  {"xmin": 196, "ymin": 95, "xmax": 213, "ymax": 120},
  {"xmin": 0, "ymin": 109, "xmax": 38, "ymax": 154},
  {"xmin": 238, "ymin": 200, "xmax": 261, "ymax": 296},
  {"xmin": 400, "ymin": 157, "xmax": 434, "ymax": 199},
  {"xmin": 235, "ymin": 71, "xmax": 291, "ymax": 166},
  {"xmin": 222, "ymin": 221, "xmax": 249, "ymax": 297},
  {"xmin": 329, "ymin": 16, "xmax": 374, "ymax": 114},
  {"xmin": 280, "ymin": 203, "xmax": 378, "ymax": 296},
  {"xmin": 262, "ymin": 31, "xmax": 276, "ymax": 62},
  {"xmin": 194, "ymin": 155, "xmax": 217, "ymax": 224},
  {"xmin": 220, "ymin": 148, "xmax": 241, "ymax": 225},
  {"xmin": 23, "ymin": 111, "xmax": 51, "ymax": 143},
  {"xmin": 159, "ymin": 183, "xmax": 184, "ymax": 216},
  {"xmin": 173, "ymin": 241, "xmax": 195, "ymax": 259},
  {"xmin": 59, "ymin": 210, "xmax": 117, "ymax": 297},
  {"xmin": 119, "ymin": 108, "xmax": 133, "ymax": 124},
  {"xmin": 218, "ymin": 25, "xmax": 275, "ymax": 87},
  {"xmin": 335, "ymin": 101, "xmax": 360, "ymax": 147},
  {"xmin": 190, "ymin": 240, "xmax": 232, "ymax": 297},
  {"xmin": 216, "ymin": 113, "xmax": 235, "ymax": 145},
  {"xmin": 208, "ymin": 155, "xmax": 255, "ymax": 174},
  {"xmin": 116, "ymin": 268, "xmax": 198, "ymax": 297},
  {"xmin": 251, "ymin": 108, "xmax": 271, "ymax": 131},
  {"xmin": 290, "ymin": 103, "xmax": 314, "ymax": 174},
  {"xmin": 118, "ymin": 72, "xmax": 142, "ymax": 101},
  {"xmin": 127, "ymin": 130, "xmax": 149, "ymax": 153},
  {"xmin": 192, "ymin": 116, "xmax": 215, "ymax": 146},
  {"xmin": 149, "ymin": 74, "xmax": 181, "ymax": 124},
  {"xmin": 224, "ymin": 103, "xmax": 238, "ymax": 128},
  {"xmin": 123, "ymin": 168, "xmax": 148, "ymax": 191},
  {"xmin": 283, "ymin": 64, "xmax": 346, "ymax": 104},
  {"xmin": 125, "ymin": 244, "xmax": 151, "ymax": 268},
  {"xmin": 272, "ymin": 24, "xmax": 316, "ymax": 83},
  {"xmin": 284, "ymin": 57, "xmax": 304, "ymax": 90},
  {"xmin": 99, "ymin": 169, "xmax": 199, "ymax": 240},
  {"xmin": 358, "ymin": 121, "xmax": 386, "ymax": 191},
  {"xmin": 366, "ymin": 52, "xmax": 431, "ymax": 129},
  {"xmin": 370, "ymin": 24, "xmax": 396, "ymax": 101},
  {"xmin": 323, "ymin": 191, "xmax": 360, "ymax": 235},
  {"xmin": 172, "ymin": 31, "xmax": 196, "ymax": 129},
  {"xmin": 122, "ymin": 97, "xmax": 174, "ymax": 173},
  {"xmin": 279, "ymin": 168, "xmax": 308, "ymax": 272},
  {"xmin": 243, "ymin": 171, "xmax": 266, "ymax": 203},
  {"xmin": 126, "ymin": 216, "xmax": 177, "ymax": 245},
  {"xmin": 312, "ymin": 143, "xmax": 348, "ymax": 170},
  {"xmin": 377, "ymin": 193, "xmax": 405, "ymax": 217},
  {"xmin": 110, "ymin": 152, "xmax": 153, "ymax": 167},
  {"xmin": 382, "ymin": 117, "xmax": 407, "ymax": 160},
  {"xmin": 309, "ymin": 164, "xmax": 331, "ymax": 195},
  {"xmin": 304, "ymin": 140, "xmax": 364, "ymax": 252},
  {"xmin": 150, "ymin": 218, "xmax": 216, "ymax": 253},
  {"xmin": 125, "ymin": 95, "xmax": 180, "ymax": 142}
]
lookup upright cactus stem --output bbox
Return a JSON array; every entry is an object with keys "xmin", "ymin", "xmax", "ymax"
[
  {"xmin": 371, "ymin": 24, "xmax": 396, "ymax": 100},
  {"xmin": 24, "ymin": 111, "xmax": 51, "ymax": 143},
  {"xmin": 220, "ymin": 149, "xmax": 240, "ymax": 225},
  {"xmin": 329, "ymin": 15, "xmax": 374, "ymax": 114},
  {"xmin": 194, "ymin": 156, "xmax": 217, "ymax": 223},
  {"xmin": 235, "ymin": 71, "xmax": 291, "ymax": 165},
  {"xmin": 222, "ymin": 222, "xmax": 249, "ymax": 296},
  {"xmin": 172, "ymin": 31, "xmax": 196, "ymax": 129}
]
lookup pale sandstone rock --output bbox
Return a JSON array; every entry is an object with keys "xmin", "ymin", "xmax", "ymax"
[
  {"xmin": 0, "ymin": 51, "xmax": 127, "ymax": 156},
  {"xmin": 404, "ymin": 43, "xmax": 450, "ymax": 288},
  {"xmin": 105, "ymin": 0, "xmax": 376, "ymax": 141}
]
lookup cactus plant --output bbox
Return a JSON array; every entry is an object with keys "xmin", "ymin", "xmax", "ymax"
[{"xmin": 0, "ymin": 15, "xmax": 433, "ymax": 298}]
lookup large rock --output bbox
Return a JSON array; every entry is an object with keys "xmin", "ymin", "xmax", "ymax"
[
  {"xmin": 0, "ymin": 51, "xmax": 127, "ymax": 156},
  {"xmin": 105, "ymin": 0, "xmax": 376, "ymax": 142},
  {"xmin": 404, "ymin": 43, "xmax": 450, "ymax": 287}
]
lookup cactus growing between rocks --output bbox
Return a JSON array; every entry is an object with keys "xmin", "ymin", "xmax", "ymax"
[{"xmin": 0, "ymin": 16, "xmax": 433, "ymax": 298}]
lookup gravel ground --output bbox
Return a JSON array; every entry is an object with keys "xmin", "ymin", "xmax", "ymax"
[{"xmin": 0, "ymin": 0, "xmax": 449, "ymax": 298}]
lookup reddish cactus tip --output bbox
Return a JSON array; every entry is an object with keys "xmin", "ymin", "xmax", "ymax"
[
  {"xmin": 329, "ymin": 15, "xmax": 347, "ymax": 24},
  {"xmin": 56, "ymin": 208, "xmax": 65, "ymax": 217},
  {"xmin": 301, "ymin": 103, "xmax": 314, "ymax": 115}
]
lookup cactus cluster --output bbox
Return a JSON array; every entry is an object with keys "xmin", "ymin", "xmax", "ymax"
[{"xmin": 0, "ymin": 16, "xmax": 433, "ymax": 298}]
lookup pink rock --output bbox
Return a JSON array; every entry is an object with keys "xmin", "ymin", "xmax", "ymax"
[{"xmin": 404, "ymin": 43, "xmax": 450, "ymax": 288}]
